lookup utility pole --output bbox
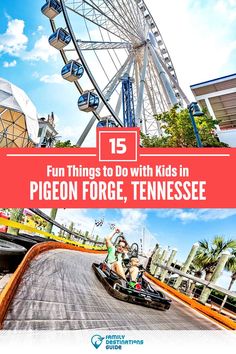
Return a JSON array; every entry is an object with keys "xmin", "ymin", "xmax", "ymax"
[
  {"xmin": 174, "ymin": 243, "xmax": 199, "ymax": 290},
  {"xmin": 199, "ymin": 251, "xmax": 231, "ymax": 304},
  {"xmin": 45, "ymin": 208, "xmax": 58, "ymax": 234},
  {"xmin": 151, "ymin": 247, "xmax": 162, "ymax": 275},
  {"xmin": 154, "ymin": 249, "xmax": 168, "ymax": 277},
  {"xmin": 160, "ymin": 248, "xmax": 178, "ymax": 282}
]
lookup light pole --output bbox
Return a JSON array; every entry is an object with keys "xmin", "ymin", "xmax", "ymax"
[
  {"xmin": 90, "ymin": 217, "xmax": 104, "ymax": 239},
  {"xmin": 188, "ymin": 102, "xmax": 204, "ymax": 148}
]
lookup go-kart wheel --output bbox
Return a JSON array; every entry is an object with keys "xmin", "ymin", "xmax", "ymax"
[
  {"xmin": 155, "ymin": 291, "xmax": 165, "ymax": 298},
  {"xmin": 113, "ymin": 282, "xmax": 121, "ymax": 291},
  {"xmin": 112, "ymin": 279, "xmax": 126, "ymax": 290}
]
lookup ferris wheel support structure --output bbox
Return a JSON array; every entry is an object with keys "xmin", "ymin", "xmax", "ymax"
[
  {"xmin": 77, "ymin": 55, "xmax": 134, "ymax": 146},
  {"xmin": 135, "ymin": 45, "xmax": 148, "ymax": 127},
  {"xmin": 148, "ymin": 44, "xmax": 178, "ymax": 108},
  {"xmin": 43, "ymin": 0, "xmax": 190, "ymax": 145}
]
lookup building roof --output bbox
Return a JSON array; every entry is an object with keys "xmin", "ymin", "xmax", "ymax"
[
  {"xmin": 0, "ymin": 77, "xmax": 39, "ymax": 144},
  {"xmin": 190, "ymin": 73, "xmax": 236, "ymax": 90},
  {"xmin": 190, "ymin": 74, "xmax": 236, "ymax": 130}
]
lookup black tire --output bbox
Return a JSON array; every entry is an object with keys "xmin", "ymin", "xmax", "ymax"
[
  {"xmin": 0, "ymin": 231, "xmax": 37, "ymax": 250},
  {"xmin": 0, "ymin": 239, "xmax": 27, "ymax": 273},
  {"xmin": 112, "ymin": 278, "xmax": 127, "ymax": 289},
  {"xmin": 0, "ymin": 239, "xmax": 27, "ymax": 255}
]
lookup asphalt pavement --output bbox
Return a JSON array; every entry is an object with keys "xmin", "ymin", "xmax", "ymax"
[{"xmin": 3, "ymin": 249, "xmax": 221, "ymax": 330}]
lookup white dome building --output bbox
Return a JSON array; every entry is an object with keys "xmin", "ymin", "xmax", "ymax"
[{"xmin": 0, "ymin": 78, "xmax": 39, "ymax": 147}]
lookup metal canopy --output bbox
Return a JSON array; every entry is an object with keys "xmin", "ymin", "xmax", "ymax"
[{"xmin": 191, "ymin": 74, "xmax": 236, "ymax": 131}]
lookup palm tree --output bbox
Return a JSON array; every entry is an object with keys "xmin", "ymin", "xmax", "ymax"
[
  {"xmin": 225, "ymin": 249, "xmax": 236, "ymax": 290},
  {"xmin": 193, "ymin": 236, "xmax": 236, "ymax": 281},
  {"xmin": 219, "ymin": 249, "xmax": 236, "ymax": 311}
]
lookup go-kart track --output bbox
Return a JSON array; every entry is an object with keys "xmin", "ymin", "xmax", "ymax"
[{"xmin": 2, "ymin": 249, "xmax": 222, "ymax": 330}]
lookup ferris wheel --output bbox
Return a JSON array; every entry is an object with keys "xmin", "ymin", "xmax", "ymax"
[{"xmin": 41, "ymin": 0, "xmax": 190, "ymax": 146}]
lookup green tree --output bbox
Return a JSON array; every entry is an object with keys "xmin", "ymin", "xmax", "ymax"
[
  {"xmin": 192, "ymin": 236, "xmax": 236, "ymax": 281},
  {"xmin": 225, "ymin": 249, "xmax": 236, "ymax": 291},
  {"xmin": 141, "ymin": 105, "xmax": 228, "ymax": 147},
  {"xmin": 55, "ymin": 140, "xmax": 76, "ymax": 148},
  {"xmin": 8, "ymin": 208, "xmax": 24, "ymax": 235},
  {"xmin": 31, "ymin": 215, "xmax": 47, "ymax": 230}
]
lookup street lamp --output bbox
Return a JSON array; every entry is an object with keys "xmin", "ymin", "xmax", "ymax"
[{"xmin": 188, "ymin": 102, "xmax": 204, "ymax": 148}]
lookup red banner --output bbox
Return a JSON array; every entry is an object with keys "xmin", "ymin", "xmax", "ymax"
[{"xmin": 0, "ymin": 128, "xmax": 235, "ymax": 208}]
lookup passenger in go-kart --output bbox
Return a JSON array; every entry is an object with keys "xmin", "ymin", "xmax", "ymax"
[
  {"xmin": 127, "ymin": 257, "xmax": 141, "ymax": 288},
  {"xmin": 105, "ymin": 228, "xmax": 128, "ymax": 280}
]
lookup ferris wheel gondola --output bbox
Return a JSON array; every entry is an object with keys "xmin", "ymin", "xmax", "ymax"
[
  {"xmin": 61, "ymin": 60, "xmax": 84, "ymax": 82},
  {"xmin": 48, "ymin": 28, "xmax": 71, "ymax": 50},
  {"xmin": 97, "ymin": 117, "xmax": 117, "ymax": 128},
  {"xmin": 41, "ymin": 0, "xmax": 62, "ymax": 20},
  {"xmin": 78, "ymin": 91, "xmax": 100, "ymax": 112}
]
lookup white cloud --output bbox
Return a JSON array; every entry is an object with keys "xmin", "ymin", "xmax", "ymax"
[
  {"xmin": 0, "ymin": 19, "xmax": 28, "ymax": 56},
  {"xmin": 157, "ymin": 209, "xmax": 236, "ymax": 222},
  {"xmin": 32, "ymin": 25, "xmax": 45, "ymax": 36},
  {"xmin": 3, "ymin": 60, "xmax": 17, "ymax": 68},
  {"xmin": 40, "ymin": 74, "xmax": 64, "ymax": 84},
  {"xmin": 32, "ymin": 71, "xmax": 40, "ymax": 78},
  {"xmin": 23, "ymin": 35, "xmax": 58, "ymax": 62},
  {"xmin": 56, "ymin": 209, "xmax": 95, "ymax": 232},
  {"xmin": 115, "ymin": 210, "xmax": 146, "ymax": 238},
  {"xmin": 41, "ymin": 208, "xmax": 96, "ymax": 235},
  {"xmin": 214, "ymin": 0, "xmax": 236, "ymax": 21},
  {"xmin": 52, "ymin": 208, "xmax": 156, "ymax": 253},
  {"xmin": 0, "ymin": 18, "xmax": 57, "ymax": 63},
  {"xmin": 37, "ymin": 25, "xmax": 44, "ymax": 32},
  {"xmin": 118, "ymin": 209, "xmax": 147, "ymax": 233},
  {"xmin": 60, "ymin": 126, "xmax": 81, "ymax": 140}
]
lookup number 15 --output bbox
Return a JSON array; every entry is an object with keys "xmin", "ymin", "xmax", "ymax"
[{"xmin": 109, "ymin": 138, "xmax": 127, "ymax": 154}]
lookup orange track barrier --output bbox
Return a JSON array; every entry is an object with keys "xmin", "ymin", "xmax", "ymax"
[
  {"xmin": 0, "ymin": 242, "xmax": 106, "ymax": 329},
  {"xmin": 146, "ymin": 273, "xmax": 236, "ymax": 330}
]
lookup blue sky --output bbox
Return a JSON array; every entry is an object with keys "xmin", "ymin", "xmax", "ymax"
[
  {"xmin": 0, "ymin": 0, "xmax": 236, "ymax": 146},
  {"xmin": 43, "ymin": 207, "xmax": 236, "ymax": 290}
]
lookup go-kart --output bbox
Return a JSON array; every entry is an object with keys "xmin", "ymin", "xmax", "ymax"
[{"xmin": 92, "ymin": 261, "xmax": 171, "ymax": 311}]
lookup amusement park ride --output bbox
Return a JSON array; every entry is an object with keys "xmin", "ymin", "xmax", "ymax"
[{"xmin": 41, "ymin": 0, "xmax": 190, "ymax": 146}]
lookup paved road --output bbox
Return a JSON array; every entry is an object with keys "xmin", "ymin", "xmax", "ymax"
[{"xmin": 3, "ymin": 249, "xmax": 221, "ymax": 330}]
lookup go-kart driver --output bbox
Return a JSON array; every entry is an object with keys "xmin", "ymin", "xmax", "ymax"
[{"xmin": 105, "ymin": 228, "xmax": 128, "ymax": 280}]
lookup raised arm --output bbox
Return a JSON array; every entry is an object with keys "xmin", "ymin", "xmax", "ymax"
[{"xmin": 105, "ymin": 228, "xmax": 120, "ymax": 248}]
